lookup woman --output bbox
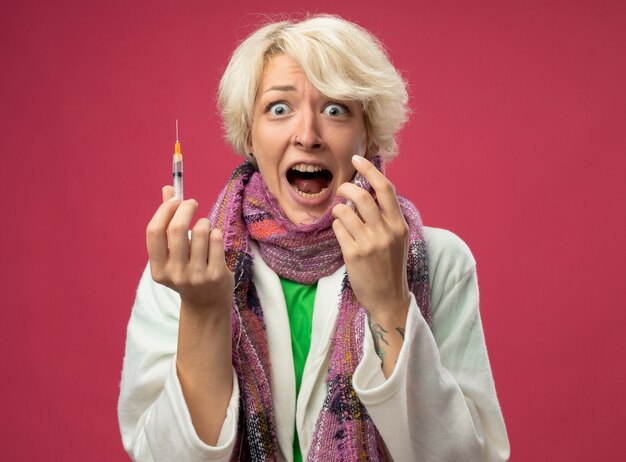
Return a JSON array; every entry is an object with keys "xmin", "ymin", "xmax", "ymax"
[{"xmin": 118, "ymin": 15, "xmax": 510, "ymax": 461}]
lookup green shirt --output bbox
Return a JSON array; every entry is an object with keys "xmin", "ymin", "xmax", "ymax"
[{"xmin": 279, "ymin": 277, "xmax": 317, "ymax": 462}]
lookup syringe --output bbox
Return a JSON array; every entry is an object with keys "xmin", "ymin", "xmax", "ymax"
[{"xmin": 173, "ymin": 120, "xmax": 183, "ymax": 201}]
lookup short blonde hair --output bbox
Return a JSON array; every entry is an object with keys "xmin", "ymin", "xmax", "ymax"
[{"xmin": 218, "ymin": 14, "xmax": 409, "ymax": 161}]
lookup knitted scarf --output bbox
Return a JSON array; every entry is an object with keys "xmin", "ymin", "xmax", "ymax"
[{"xmin": 209, "ymin": 160, "xmax": 431, "ymax": 461}]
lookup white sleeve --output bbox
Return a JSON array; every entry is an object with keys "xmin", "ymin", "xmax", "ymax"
[
  {"xmin": 353, "ymin": 232, "xmax": 510, "ymax": 462},
  {"xmin": 117, "ymin": 263, "xmax": 239, "ymax": 462}
]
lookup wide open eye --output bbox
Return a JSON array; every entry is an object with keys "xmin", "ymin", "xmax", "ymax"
[
  {"xmin": 267, "ymin": 102, "xmax": 292, "ymax": 116},
  {"xmin": 323, "ymin": 103, "xmax": 349, "ymax": 117}
]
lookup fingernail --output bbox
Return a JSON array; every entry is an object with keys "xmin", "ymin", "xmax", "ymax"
[{"xmin": 352, "ymin": 154, "xmax": 363, "ymax": 164}]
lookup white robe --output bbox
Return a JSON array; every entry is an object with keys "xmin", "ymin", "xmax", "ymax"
[{"xmin": 118, "ymin": 227, "xmax": 510, "ymax": 461}]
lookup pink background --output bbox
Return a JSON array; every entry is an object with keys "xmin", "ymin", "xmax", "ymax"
[{"xmin": 1, "ymin": 0, "xmax": 625, "ymax": 460}]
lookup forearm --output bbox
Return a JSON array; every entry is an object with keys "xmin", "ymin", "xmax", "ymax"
[
  {"xmin": 367, "ymin": 301, "xmax": 409, "ymax": 378},
  {"xmin": 176, "ymin": 303, "xmax": 233, "ymax": 446},
  {"xmin": 355, "ymin": 273, "xmax": 510, "ymax": 461}
]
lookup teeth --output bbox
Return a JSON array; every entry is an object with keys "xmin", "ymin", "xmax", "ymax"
[
  {"xmin": 288, "ymin": 164, "xmax": 330, "ymax": 199},
  {"xmin": 291, "ymin": 163, "xmax": 324, "ymax": 173},
  {"xmin": 294, "ymin": 186, "xmax": 328, "ymax": 199}
]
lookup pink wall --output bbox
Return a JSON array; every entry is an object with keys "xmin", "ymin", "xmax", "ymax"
[{"xmin": 1, "ymin": 0, "xmax": 624, "ymax": 460}]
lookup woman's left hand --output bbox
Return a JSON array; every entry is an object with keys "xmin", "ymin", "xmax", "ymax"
[{"xmin": 332, "ymin": 155, "xmax": 411, "ymax": 322}]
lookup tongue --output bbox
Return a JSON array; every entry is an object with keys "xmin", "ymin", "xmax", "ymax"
[{"xmin": 294, "ymin": 178, "xmax": 326, "ymax": 194}]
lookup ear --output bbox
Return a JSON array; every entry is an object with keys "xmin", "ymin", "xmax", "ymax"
[
  {"xmin": 245, "ymin": 138, "xmax": 258, "ymax": 166},
  {"xmin": 246, "ymin": 130, "xmax": 255, "ymax": 154}
]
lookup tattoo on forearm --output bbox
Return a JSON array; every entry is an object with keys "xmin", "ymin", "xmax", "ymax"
[
  {"xmin": 396, "ymin": 327, "xmax": 405, "ymax": 339},
  {"xmin": 369, "ymin": 322, "xmax": 389, "ymax": 360}
]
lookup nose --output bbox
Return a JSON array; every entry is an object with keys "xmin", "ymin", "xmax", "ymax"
[{"xmin": 293, "ymin": 107, "xmax": 323, "ymax": 151}]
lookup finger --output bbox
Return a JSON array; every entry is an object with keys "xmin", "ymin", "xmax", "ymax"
[
  {"xmin": 189, "ymin": 218, "xmax": 211, "ymax": 272},
  {"xmin": 167, "ymin": 199, "xmax": 198, "ymax": 265},
  {"xmin": 352, "ymin": 155, "xmax": 402, "ymax": 219},
  {"xmin": 332, "ymin": 218, "xmax": 357, "ymax": 256},
  {"xmin": 332, "ymin": 203, "xmax": 366, "ymax": 243},
  {"xmin": 336, "ymin": 182, "xmax": 381, "ymax": 226},
  {"xmin": 162, "ymin": 185, "xmax": 175, "ymax": 202},
  {"xmin": 207, "ymin": 228, "xmax": 228, "ymax": 273},
  {"xmin": 146, "ymin": 196, "xmax": 182, "ymax": 270}
]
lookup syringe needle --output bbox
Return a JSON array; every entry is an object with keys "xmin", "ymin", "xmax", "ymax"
[{"xmin": 173, "ymin": 120, "xmax": 183, "ymax": 200}]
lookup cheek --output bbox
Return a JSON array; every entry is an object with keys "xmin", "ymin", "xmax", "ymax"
[
  {"xmin": 337, "ymin": 122, "xmax": 367, "ymax": 151},
  {"xmin": 263, "ymin": 173, "xmax": 280, "ymax": 196},
  {"xmin": 337, "ymin": 134, "xmax": 366, "ymax": 165},
  {"xmin": 251, "ymin": 122, "xmax": 288, "ymax": 156},
  {"xmin": 256, "ymin": 158, "xmax": 280, "ymax": 185},
  {"xmin": 252, "ymin": 152, "xmax": 283, "ymax": 196}
]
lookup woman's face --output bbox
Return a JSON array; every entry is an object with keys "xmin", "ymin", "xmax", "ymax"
[{"xmin": 249, "ymin": 53, "xmax": 368, "ymax": 225}]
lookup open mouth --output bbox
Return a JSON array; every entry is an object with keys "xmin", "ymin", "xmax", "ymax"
[{"xmin": 286, "ymin": 163, "xmax": 333, "ymax": 199}]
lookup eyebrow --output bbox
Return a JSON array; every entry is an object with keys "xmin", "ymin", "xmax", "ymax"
[{"xmin": 262, "ymin": 85, "xmax": 297, "ymax": 94}]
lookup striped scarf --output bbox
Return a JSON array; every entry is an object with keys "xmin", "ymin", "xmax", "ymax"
[{"xmin": 209, "ymin": 160, "xmax": 431, "ymax": 461}]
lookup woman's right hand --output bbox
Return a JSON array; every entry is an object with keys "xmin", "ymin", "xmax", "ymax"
[
  {"xmin": 147, "ymin": 186, "xmax": 234, "ymax": 445},
  {"xmin": 146, "ymin": 185, "xmax": 235, "ymax": 317}
]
